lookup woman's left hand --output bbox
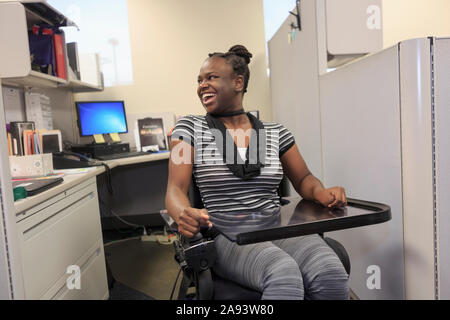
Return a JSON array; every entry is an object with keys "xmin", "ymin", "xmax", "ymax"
[{"xmin": 313, "ymin": 187, "xmax": 347, "ymax": 208}]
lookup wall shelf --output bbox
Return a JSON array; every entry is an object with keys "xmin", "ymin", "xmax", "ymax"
[
  {"xmin": 2, "ymin": 70, "xmax": 66, "ymax": 89},
  {"xmin": 0, "ymin": 2, "xmax": 99, "ymax": 93},
  {"xmin": 63, "ymin": 79, "xmax": 104, "ymax": 93},
  {"xmin": 22, "ymin": 0, "xmax": 78, "ymax": 28}
]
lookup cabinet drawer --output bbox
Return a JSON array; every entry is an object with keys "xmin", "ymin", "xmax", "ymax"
[
  {"xmin": 56, "ymin": 248, "xmax": 108, "ymax": 300},
  {"xmin": 48, "ymin": 240, "xmax": 108, "ymax": 300},
  {"xmin": 17, "ymin": 181, "xmax": 103, "ymax": 299}
]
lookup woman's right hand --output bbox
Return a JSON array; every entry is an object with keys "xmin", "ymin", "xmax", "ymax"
[{"xmin": 177, "ymin": 207, "xmax": 212, "ymax": 238}]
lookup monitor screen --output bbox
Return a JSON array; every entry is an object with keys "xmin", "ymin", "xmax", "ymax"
[{"xmin": 76, "ymin": 101, "xmax": 128, "ymax": 136}]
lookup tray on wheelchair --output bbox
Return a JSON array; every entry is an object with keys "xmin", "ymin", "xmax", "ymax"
[{"xmin": 214, "ymin": 197, "xmax": 391, "ymax": 245}]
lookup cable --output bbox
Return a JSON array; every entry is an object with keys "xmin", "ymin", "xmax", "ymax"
[
  {"xmin": 99, "ymin": 163, "xmax": 146, "ymax": 239},
  {"xmin": 111, "ymin": 209, "xmax": 143, "ymax": 229},
  {"xmin": 170, "ymin": 268, "xmax": 182, "ymax": 300},
  {"xmin": 101, "ymin": 163, "xmax": 114, "ymax": 195},
  {"xmin": 99, "ymin": 197, "xmax": 146, "ymax": 231},
  {"xmin": 103, "ymin": 236, "xmax": 142, "ymax": 247}
]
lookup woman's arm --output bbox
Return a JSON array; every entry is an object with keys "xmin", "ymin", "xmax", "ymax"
[
  {"xmin": 165, "ymin": 140, "xmax": 211, "ymax": 237},
  {"xmin": 280, "ymin": 144, "xmax": 347, "ymax": 207}
]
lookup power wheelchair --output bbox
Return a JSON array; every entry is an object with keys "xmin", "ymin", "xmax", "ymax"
[{"xmin": 161, "ymin": 178, "xmax": 351, "ymax": 300}]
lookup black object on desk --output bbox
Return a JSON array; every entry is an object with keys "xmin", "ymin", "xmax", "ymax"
[
  {"xmin": 53, "ymin": 152, "xmax": 101, "ymax": 169},
  {"xmin": 71, "ymin": 142, "xmax": 130, "ymax": 159},
  {"xmin": 95, "ymin": 151, "xmax": 149, "ymax": 161},
  {"xmin": 12, "ymin": 177, "xmax": 63, "ymax": 197},
  {"xmin": 215, "ymin": 197, "xmax": 391, "ymax": 245}
]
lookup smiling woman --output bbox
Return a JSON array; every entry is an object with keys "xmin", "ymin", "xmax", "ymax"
[
  {"xmin": 197, "ymin": 45, "xmax": 252, "ymax": 116},
  {"xmin": 165, "ymin": 43, "xmax": 349, "ymax": 300}
]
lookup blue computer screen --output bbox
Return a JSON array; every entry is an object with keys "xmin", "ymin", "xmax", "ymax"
[{"xmin": 76, "ymin": 101, "xmax": 128, "ymax": 136}]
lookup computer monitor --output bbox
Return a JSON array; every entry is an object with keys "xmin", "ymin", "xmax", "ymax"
[{"xmin": 76, "ymin": 101, "xmax": 128, "ymax": 136}]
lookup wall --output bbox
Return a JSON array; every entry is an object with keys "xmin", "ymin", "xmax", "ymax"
[
  {"xmin": 382, "ymin": 0, "xmax": 450, "ymax": 48},
  {"xmin": 268, "ymin": 0, "xmax": 324, "ymax": 182},
  {"xmin": 75, "ymin": 0, "xmax": 272, "ymax": 121}
]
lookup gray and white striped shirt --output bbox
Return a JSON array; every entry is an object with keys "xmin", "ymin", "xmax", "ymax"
[{"xmin": 172, "ymin": 115, "xmax": 295, "ymax": 234}]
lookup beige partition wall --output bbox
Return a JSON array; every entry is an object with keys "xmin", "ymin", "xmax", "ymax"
[
  {"xmin": 269, "ymin": 0, "xmax": 450, "ymax": 300},
  {"xmin": 319, "ymin": 45, "xmax": 405, "ymax": 299},
  {"xmin": 320, "ymin": 37, "xmax": 449, "ymax": 300},
  {"xmin": 0, "ymin": 79, "xmax": 13, "ymax": 299},
  {"xmin": 0, "ymin": 79, "xmax": 25, "ymax": 299},
  {"xmin": 398, "ymin": 38, "xmax": 435, "ymax": 299},
  {"xmin": 433, "ymin": 38, "xmax": 450, "ymax": 299}
]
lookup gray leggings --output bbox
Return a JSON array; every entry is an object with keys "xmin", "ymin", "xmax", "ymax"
[{"xmin": 212, "ymin": 234, "xmax": 349, "ymax": 300}]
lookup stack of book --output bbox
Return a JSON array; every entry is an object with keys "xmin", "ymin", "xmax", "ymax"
[
  {"xmin": 28, "ymin": 24, "xmax": 67, "ymax": 80},
  {"xmin": 8, "ymin": 122, "xmax": 61, "ymax": 156}
]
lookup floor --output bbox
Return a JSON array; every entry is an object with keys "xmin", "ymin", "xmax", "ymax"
[{"xmin": 104, "ymin": 228, "xmax": 181, "ymax": 300}]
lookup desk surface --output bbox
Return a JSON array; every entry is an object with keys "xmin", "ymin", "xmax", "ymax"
[
  {"xmin": 13, "ymin": 152, "xmax": 170, "ymax": 214},
  {"xmin": 215, "ymin": 197, "xmax": 391, "ymax": 245},
  {"xmin": 102, "ymin": 151, "xmax": 170, "ymax": 169},
  {"xmin": 13, "ymin": 167, "xmax": 104, "ymax": 214}
]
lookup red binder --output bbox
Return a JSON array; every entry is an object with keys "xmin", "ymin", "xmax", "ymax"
[{"xmin": 53, "ymin": 33, "xmax": 67, "ymax": 80}]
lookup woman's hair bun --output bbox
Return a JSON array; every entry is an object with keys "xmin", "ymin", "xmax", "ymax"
[{"xmin": 228, "ymin": 45, "xmax": 252, "ymax": 64}]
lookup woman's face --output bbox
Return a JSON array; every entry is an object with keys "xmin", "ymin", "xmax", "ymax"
[{"xmin": 197, "ymin": 57, "xmax": 242, "ymax": 114}]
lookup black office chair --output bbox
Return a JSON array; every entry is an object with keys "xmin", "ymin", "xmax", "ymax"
[{"xmin": 165, "ymin": 176, "xmax": 351, "ymax": 300}]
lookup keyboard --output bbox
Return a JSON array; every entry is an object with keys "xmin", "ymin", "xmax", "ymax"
[{"xmin": 95, "ymin": 151, "xmax": 150, "ymax": 161}]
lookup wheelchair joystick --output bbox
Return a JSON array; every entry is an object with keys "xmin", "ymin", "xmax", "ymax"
[
  {"xmin": 174, "ymin": 228, "xmax": 218, "ymax": 274},
  {"xmin": 188, "ymin": 232, "xmax": 204, "ymax": 245}
]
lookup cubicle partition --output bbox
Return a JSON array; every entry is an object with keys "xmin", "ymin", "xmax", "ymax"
[
  {"xmin": 319, "ymin": 44, "xmax": 404, "ymax": 299},
  {"xmin": 432, "ymin": 38, "xmax": 450, "ymax": 299},
  {"xmin": 0, "ymin": 79, "xmax": 17, "ymax": 299},
  {"xmin": 268, "ymin": 0, "xmax": 450, "ymax": 300},
  {"xmin": 320, "ymin": 38, "xmax": 450, "ymax": 300}
]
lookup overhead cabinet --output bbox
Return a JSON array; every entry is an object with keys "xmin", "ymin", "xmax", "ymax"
[{"xmin": 0, "ymin": 1, "xmax": 102, "ymax": 91}]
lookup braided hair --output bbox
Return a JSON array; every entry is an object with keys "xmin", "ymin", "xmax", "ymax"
[{"xmin": 208, "ymin": 45, "xmax": 253, "ymax": 94}]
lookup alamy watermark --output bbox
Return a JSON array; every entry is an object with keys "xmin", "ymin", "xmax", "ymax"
[
  {"xmin": 171, "ymin": 123, "xmax": 280, "ymax": 168},
  {"xmin": 366, "ymin": 5, "xmax": 381, "ymax": 30},
  {"xmin": 366, "ymin": 265, "xmax": 381, "ymax": 290},
  {"xmin": 66, "ymin": 265, "xmax": 81, "ymax": 290}
]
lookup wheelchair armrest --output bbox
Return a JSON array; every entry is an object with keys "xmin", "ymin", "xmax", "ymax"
[{"xmin": 323, "ymin": 237, "xmax": 351, "ymax": 275}]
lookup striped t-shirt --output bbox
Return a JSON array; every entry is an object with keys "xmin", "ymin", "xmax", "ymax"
[{"xmin": 171, "ymin": 115, "xmax": 295, "ymax": 234}]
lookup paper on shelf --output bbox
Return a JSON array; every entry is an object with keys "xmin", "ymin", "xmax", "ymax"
[
  {"xmin": 3, "ymin": 87, "xmax": 24, "ymax": 123},
  {"xmin": 24, "ymin": 92, "xmax": 53, "ymax": 130}
]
